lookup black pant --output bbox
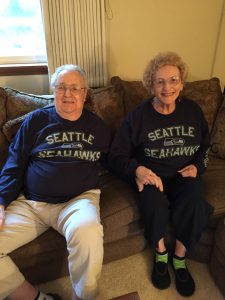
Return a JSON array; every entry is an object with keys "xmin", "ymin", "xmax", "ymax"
[{"xmin": 139, "ymin": 175, "xmax": 213, "ymax": 251}]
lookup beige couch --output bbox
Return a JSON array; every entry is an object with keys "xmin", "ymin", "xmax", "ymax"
[{"xmin": 0, "ymin": 77, "xmax": 224, "ymax": 294}]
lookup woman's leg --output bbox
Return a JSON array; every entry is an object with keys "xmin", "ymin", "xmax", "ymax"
[
  {"xmin": 169, "ymin": 176, "xmax": 213, "ymax": 251},
  {"xmin": 139, "ymin": 185, "xmax": 171, "ymax": 289},
  {"xmin": 168, "ymin": 176, "xmax": 212, "ymax": 297},
  {"xmin": 139, "ymin": 185, "xmax": 170, "ymax": 248}
]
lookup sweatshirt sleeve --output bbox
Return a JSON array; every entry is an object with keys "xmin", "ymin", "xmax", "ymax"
[
  {"xmin": 0, "ymin": 117, "xmax": 33, "ymax": 207},
  {"xmin": 108, "ymin": 116, "xmax": 140, "ymax": 178},
  {"xmin": 192, "ymin": 109, "xmax": 210, "ymax": 175}
]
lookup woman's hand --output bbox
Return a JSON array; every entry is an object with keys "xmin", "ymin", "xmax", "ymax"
[
  {"xmin": 0, "ymin": 205, "xmax": 5, "ymax": 231},
  {"xmin": 135, "ymin": 166, "xmax": 163, "ymax": 192},
  {"xmin": 178, "ymin": 164, "xmax": 197, "ymax": 178}
]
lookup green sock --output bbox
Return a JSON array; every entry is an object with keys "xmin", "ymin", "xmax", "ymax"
[
  {"xmin": 155, "ymin": 250, "xmax": 168, "ymax": 263},
  {"xmin": 173, "ymin": 255, "xmax": 186, "ymax": 270}
]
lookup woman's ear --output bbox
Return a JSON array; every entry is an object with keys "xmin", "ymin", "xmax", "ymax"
[{"xmin": 180, "ymin": 81, "xmax": 184, "ymax": 91}]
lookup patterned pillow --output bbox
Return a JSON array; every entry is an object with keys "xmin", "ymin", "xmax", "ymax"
[
  {"xmin": 181, "ymin": 78, "xmax": 223, "ymax": 131},
  {"xmin": 210, "ymin": 98, "xmax": 225, "ymax": 159},
  {"xmin": 0, "ymin": 87, "xmax": 7, "ymax": 126},
  {"xmin": 90, "ymin": 85, "xmax": 125, "ymax": 135},
  {"xmin": 2, "ymin": 111, "xmax": 33, "ymax": 143},
  {"xmin": 5, "ymin": 87, "xmax": 54, "ymax": 121},
  {"xmin": 0, "ymin": 87, "xmax": 9, "ymax": 169},
  {"xmin": 110, "ymin": 76, "xmax": 150, "ymax": 115}
]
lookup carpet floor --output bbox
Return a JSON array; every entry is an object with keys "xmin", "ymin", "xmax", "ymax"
[{"xmin": 36, "ymin": 249, "xmax": 224, "ymax": 300}]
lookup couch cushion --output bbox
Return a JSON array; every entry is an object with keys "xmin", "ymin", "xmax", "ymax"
[
  {"xmin": 209, "ymin": 218, "xmax": 225, "ymax": 296},
  {"xmin": 103, "ymin": 221, "xmax": 143, "ymax": 244},
  {"xmin": 210, "ymin": 98, "xmax": 225, "ymax": 160},
  {"xmin": 100, "ymin": 173, "xmax": 140, "ymax": 230},
  {"xmin": 203, "ymin": 156, "xmax": 225, "ymax": 227},
  {"xmin": 5, "ymin": 87, "xmax": 54, "ymax": 121},
  {"xmin": 90, "ymin": 85, "xmax": 125, "ymax": 135},
  {"xmin": 181, "ymin": 78, "xmax": 223, "ymax": 131}
]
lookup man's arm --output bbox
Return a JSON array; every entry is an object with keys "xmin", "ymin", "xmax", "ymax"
[
  {"xmin": 0, "ymin": 115, "xmax": 33, "ymax": 207},
  {"xmin": 0, "ymin": 205, "xmax": 5, "ymax": 230}
]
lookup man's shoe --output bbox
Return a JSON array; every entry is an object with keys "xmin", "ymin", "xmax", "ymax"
[
  {"xmin": 47, "ymin": 293, "xmax": 63, "ymax": 300},
  {"xmin": 151, "ymin": 258, "xmax": 171, "ymax": 289},
  {"xmin": 172, "ymin": 267, "xmax": 195, "ymax": 297}
]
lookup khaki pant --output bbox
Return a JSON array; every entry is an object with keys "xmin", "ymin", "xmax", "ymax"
[{"xmin": 0, "ymin": 189, "xmax": 103, "ymax": 300}]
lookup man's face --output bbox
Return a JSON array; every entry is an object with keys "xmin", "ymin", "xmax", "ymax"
[{"xmin": 54, "ymin": 70, "xmax": 87, "ymax": 121}]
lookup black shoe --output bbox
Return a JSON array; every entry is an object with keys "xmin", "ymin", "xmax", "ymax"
[
  {"xmin": 47, "ymin": 293, "xmax": 63, "ymax": 300},
  {"xmin": 172, "ymin": 266, "xmax": 195, "ymax": 297},
  {"xmin": 151, "ymin": 257, "xmax": 171, "ymax": 289}
]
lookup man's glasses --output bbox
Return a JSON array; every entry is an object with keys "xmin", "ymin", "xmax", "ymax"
[
  {"xmin": 153, "ymin": 76, "xmax": 181, "ymax": 88},
  {"xmin": 55, "ymin": 84, "xmax": 86, "ymax": 95}
]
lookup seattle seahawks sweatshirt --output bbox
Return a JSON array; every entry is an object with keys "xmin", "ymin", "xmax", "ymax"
[
  {"xmin": 109, "ymin": 97, "xmax": 210, "ymax": 178},
  {"xmin": 0, "ymin": 106, "xmax": 110, "ymax": 207}
]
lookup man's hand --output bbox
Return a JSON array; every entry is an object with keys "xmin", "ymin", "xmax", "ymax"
[
  {"xmin": 0, "ymin": 205, "xmax": 5, "ymax": 231},
  {"xmin": 135, "ymin": 166, "xmax": 163, "ymax": 192},
  {"xmin": 178, "ymin": 164, "xmax": 197, "ymax": 178}
]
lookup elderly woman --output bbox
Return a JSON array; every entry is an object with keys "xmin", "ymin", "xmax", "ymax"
[{"xmin": 109, "ymin": 52, "xmax": 213, "ymax": 297}]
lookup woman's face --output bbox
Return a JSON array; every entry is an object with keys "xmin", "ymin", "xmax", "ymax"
[{"xmin": 152, "ymin": 65, "xmax": 184, "ymax": 105}]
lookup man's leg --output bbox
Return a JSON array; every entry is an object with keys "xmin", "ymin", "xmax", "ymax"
[
  {"xmin": 56, "ymin": 189, "xmax": 103, "ymax": 300},
  {"xmin": 0, "ymin": 196, "xmax": 48, "ymax": 300}
]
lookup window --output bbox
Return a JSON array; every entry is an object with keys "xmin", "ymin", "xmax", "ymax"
[{"xmin": 0, "ymin": 0, "xmax": 47, "ymax": 65}]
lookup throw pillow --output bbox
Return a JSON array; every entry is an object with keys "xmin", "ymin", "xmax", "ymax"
[
  {"xmin": 2, "ymin": 111, "xmax": 33, "ymax": 143},
  {"xmin": 5, "ymin": 87, "xmax": 54, "ymax": 121},
  {"xmin": 210, "ymin": 98, "xmax": 225, "ymax": 160},
  {"xmin": 110, "ymin": 76, "xmax": 150, "ymax": 115},
  {"xmin": 0, "ymin": 87, "xmax": 9, "ymax": 169},
  {"xmin": 90, "ymin": 85, "xmax": 125, "ymax": 135},
  {"xmin": 181, "ymin": 78, "xmax": 223, "ymax": 131},
  {"xmin": 0, "ymin": 87, "xmax": 7, "ymax": 126}
]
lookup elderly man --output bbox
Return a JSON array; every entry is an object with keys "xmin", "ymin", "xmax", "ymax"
[{"xmin": 0, "ymin": 65, "xmax": 110, "ymax": 300}]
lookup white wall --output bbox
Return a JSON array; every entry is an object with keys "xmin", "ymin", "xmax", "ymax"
[
  {"xmin": 0, "ymin": 74, "xmax": 50, "ymax": 95},
  {"xmin": 0, "ymin": 0, "xmax": 225, "ymax": 93},
  {"xmin": 106, "ymin": 0, "xmax": 225, "ymax": 87},
  {"xmin": 212, "ymin": 1, "xmax": 225, "ymax": 89}
]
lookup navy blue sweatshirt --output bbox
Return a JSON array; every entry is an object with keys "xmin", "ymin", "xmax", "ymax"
[
  {"xmin": 0, "ymin": 106, "xmax": 110, "ymax": 207},
  {"xmin": 109, "ymin": 97, "xmax": 210, "ymax": 178}
]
